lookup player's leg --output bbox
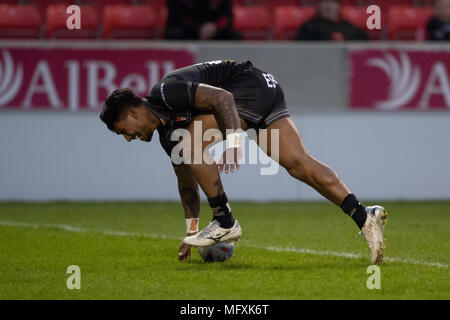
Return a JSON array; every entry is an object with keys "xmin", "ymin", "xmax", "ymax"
[
  {"xmin": 182, "ymin": 114, "xmax": 242, "ymax": 246},
  {"xmin": 259, "ymin": 117, "xmax": 387, "ymax": 264},
  {"xmin": 259, "ymin": 117, "xmax": 350, "ymax": 206}
]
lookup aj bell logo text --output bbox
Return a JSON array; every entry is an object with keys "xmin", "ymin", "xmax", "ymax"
[{"xmin": 180, "ymin": 304, "xmax": 269, "ymax": 317}]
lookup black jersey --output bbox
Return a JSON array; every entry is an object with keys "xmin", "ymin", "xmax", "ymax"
[
  {"xmin": 145, "ymin": 60, "xmax": 289, "ymax": 160},
  {"xmin": 145, "ymin": 59, "xmax": 249, "ymax": 125}
]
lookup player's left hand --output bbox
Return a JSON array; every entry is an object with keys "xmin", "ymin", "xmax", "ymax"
[{"xmin": 218, "ymin": 147, "xmax": 242, "ymax": 174}]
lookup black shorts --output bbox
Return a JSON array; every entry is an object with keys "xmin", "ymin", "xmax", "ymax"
[{"xmin": 224, "ymin": 63, "xmax": 290, "ymax": 129}]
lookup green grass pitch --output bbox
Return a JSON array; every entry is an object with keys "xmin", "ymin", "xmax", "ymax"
[{"xmin": 0, "ymin": 201, "xmax": 449, "ymax": 300}]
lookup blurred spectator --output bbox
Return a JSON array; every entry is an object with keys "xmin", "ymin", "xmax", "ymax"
[
  {"xmin": 427, "ymin": 0, "xmax": 450, "ymax": 40},
  {"xmin": 166, "ymin": 0, "xmax": 242, "ymax": 40},
  {"xmin": 295, "ymin": 0, "xmax": 368, "ymax": 41}
]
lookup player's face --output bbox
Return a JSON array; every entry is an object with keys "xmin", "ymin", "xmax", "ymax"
[{"xmin": 114, "ymin": 106, "xmax": 157, "ymax": 142}]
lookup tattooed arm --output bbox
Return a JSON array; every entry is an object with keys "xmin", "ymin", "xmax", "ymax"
[
  {"xmin": 174, "ymin": 164, "xmax": 200, "ymax": 221},
  {"xmin": 174, "ymin": 164, "xmax": 200, "ymax": 261},
  {"xmin": 194, "ymin": 84, "xmax": 242, "ymax": 173},
  {"xmin": 194, "ymin": 84, "xmax": 241, "ymax": 135}
]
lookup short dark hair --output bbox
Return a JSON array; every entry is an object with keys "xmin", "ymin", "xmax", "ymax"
[{"xmin": 100, "ymin": 88, "xmax": 143, "ymax": 131}]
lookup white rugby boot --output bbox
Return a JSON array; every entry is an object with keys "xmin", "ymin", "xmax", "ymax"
[
  {"xmin": 361, "ymin": 205, "xmax": 388, "ymax": 265},
  {"xmin": 183, "ymin": 219, "xmax": 242, "ymax": 247}
]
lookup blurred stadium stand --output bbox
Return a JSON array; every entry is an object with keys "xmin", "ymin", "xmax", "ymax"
[
  {"xmin": 0, "ymin": 0, "xmax": 440, "ymax": 40},
  {"xmin": 233, "ymin": 5, "xmax": 271, "ymax": 40},
  {"xmin": 0, "ymin": 3, "xmax": 41, "ymax": 38},
  {"xmin": 388, "ymin": 5, "xmax": 433, "ymax": 40},
  {"xmin": 103, "ymin": 5, "xmax": 159, "ymax": 39},
  {"xmin": 274, "ymin": 6, "xmax": 315, "ymax": 40}
]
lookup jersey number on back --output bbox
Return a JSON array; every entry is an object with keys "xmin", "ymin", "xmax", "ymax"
[{"xmin": 263, "ymin": 73, "xmax": 278, "ymax": 88}]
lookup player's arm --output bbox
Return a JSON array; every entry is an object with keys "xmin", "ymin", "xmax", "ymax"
[
  {"xmin": 194, "ymin": 83, "xmax": 241, "ymax": 135},
  {"xmin": 174, "ymin": 164, "xmax": 200, "ymax": 261},
  {"xmin": 195, "ymin": 84, "xmax": 242, "ymax": 173}
]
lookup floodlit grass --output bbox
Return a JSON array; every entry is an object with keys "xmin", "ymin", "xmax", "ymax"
[{"xmin": 0, "ymin": 201, "xmax": 449, "ymax": 299}]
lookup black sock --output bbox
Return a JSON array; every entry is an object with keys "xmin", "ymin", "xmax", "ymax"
[
  {"xmin": 208, "ymin": 193, "xmax": 235, "ymax": 229},
  {"xmin": 341, "ymin": 193, "xmax": 367, "ymax": 229}
]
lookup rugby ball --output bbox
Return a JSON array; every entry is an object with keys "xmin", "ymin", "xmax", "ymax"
[{"xmin": 198, "ymin": 242, "xmax": 234, "ymax": 262}]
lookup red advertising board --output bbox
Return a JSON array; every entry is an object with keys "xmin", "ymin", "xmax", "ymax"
[
  {"xmin": 0, "ymin": 48, "xmax": 195, "ymax": 110},
  {"xmin": 350, "ymin": 49, "xmax": 450, "ymax": 111}
]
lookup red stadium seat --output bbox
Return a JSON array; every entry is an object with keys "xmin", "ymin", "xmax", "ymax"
[
  {"xmin": 341, "ymin": 6, "xmax": 367, "ymax": 29},
  {"xmin": 123, "ymin": 0, "xmax": 167, "ymax": 37},
  {"xmin": 46, "ymin": 4, "xmax": 98, "ymax": 39},
  {"xmin": 103, "ymin": 5, "xmax": 159, "ymax": 39},
  {"xmin": 274, "ymin": 6, "xmax": 316, "ymax": 40},
  {"xmin": 78, "ymin": 0, "xmax": 131, "ymax": 20},
  {"xmin": 24, "ymin": 0, "xmax": 71, "ymax": 20},
  {"xmin": 0, "ymin": 4, "xmax": 41, "ymax": 38},
  {"xmin": 359, "ymin": 0, "xmax": 415, "ymax": 7},
  {"xmin": 252, "ymin": 0, "xmax": 301, "ymax": 11},
  {"xmin": 302, "ymin": 0, "xmax": 358, "ymax": 6},
  {"xmin": 388, "ymin": 6, "xmax": 433, "ymax": 40},
  {"xmin": 233, "ymin": 6, "xmax": 271, "ymax": 40}
]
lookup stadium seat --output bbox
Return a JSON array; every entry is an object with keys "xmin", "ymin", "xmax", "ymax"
[
  {"xmin": 103, "ymin": 5, "xmax": 159, "ymax": 39},
  {"xmin": 341, "ymin": 6, "xmax": 366, "ymax": 29},
  {"xmin": 388, "ymin": 6, "xmax": 433, "ymax": 40},
  {"xmin": 0, "ymin": 4, "xmax": 41, "ymax": 38},
  {"xmin": 24, "ymin": 0, "xmax": 71, "ymax": 20},
  {"xmin": 78, "ymin": 0, "xmax": 131, "ymax": 20},
  {"xmin": 359, "ymin": 0, "xmax": 415, "ymax": 7},
  {"xmin": 301, "ymin": 0, "xmax": 358, "ymax": 6},
  {"xmin": 251, "ymin": 0, "xmax": 301, "ymax": 11},
  {"xmin": 274, "ymin": 6, "xmax": 316, "ymax": 40},
  {"xmin": 233, "ymin": 6, "xmax": 271, "ymax": 40},
  {"xmin": 46, "ymin": 4, "xmax": 98, "ymax": 39},
  {"xmin": 120, "ymin": 0, "xmax": 166, "ymax": 37}
]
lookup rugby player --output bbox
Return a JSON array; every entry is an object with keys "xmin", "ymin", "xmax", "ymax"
[{"xmin": 99, "ymin": 60, "xmax": 387, "ymax": 264}]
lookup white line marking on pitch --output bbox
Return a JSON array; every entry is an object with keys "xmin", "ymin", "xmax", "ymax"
[
  {"xmin": 247, "ymin": 245, "xmax": 449, "ymax": 269},
  {"xmin": 0, "ymin": 220, "xmax": 448, "ymax": 269}
]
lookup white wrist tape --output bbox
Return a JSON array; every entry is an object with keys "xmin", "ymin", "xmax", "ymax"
[
  {"xmin": 185, "ymin": 218, "xmax": 199, "ymax": 234},
  {"xmin": 226, "ymin": 132, "xmax": 242, "ymax": 149}
]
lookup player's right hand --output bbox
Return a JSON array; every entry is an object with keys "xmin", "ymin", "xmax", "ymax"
[
  {"xmin": 178, "ymin": 241, "xmax": 191, "ymax": 262},
  {"xmin": 178, "ymin": 232, "xmax": 197, "ymax": 262}
]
